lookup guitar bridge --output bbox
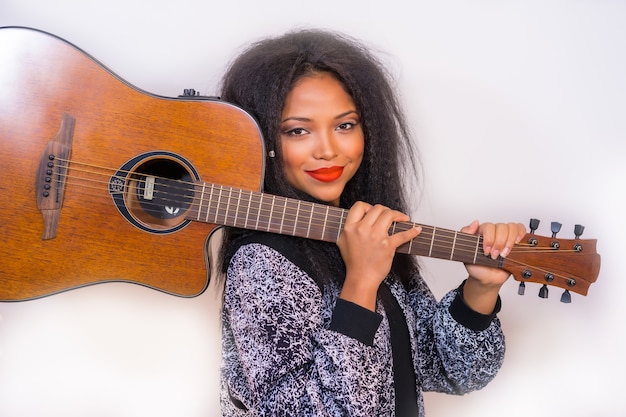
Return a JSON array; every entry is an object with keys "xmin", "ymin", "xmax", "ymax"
[{"xmin": 36, "ymin": 112, "xmax": 75, "ymax": 239}]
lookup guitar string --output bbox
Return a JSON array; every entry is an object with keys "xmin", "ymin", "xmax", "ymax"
[
  {"xmin": 49, "ymin": 157, "xmax": 577, "ymax": 255},
  {"xmin": 48, "ymin": 158, "xmax": 589, "ymax": 285},
  {"xmin": 49, "ymin": 158, "xmax": 494, "ymax": 254},
  {"xmin": 46, "ymin": 161, "xmax": 591, "ymax": 290}
]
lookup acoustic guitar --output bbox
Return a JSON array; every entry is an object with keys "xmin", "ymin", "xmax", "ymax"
[{"xmin": 0, "ymin": 27, "xmax": 601, "ymax": 302}]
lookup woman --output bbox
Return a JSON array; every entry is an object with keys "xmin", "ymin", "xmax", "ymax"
[{"xmin": 216, "ymin": 29, "xmax": 525, "ymax": 416}]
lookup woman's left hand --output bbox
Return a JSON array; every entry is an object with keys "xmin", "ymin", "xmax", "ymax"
[{"xmin": 460, "ymin": 220, "xmax": 526, "ymax": 314}]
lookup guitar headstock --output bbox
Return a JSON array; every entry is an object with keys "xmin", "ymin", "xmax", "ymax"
[{"xmin": 502, "ymin": 219, "xmax": 601, "ymax": 303}]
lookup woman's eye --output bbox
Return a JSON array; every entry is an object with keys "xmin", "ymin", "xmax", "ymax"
[
  {"xmin": 285, "ymin": 127, "xmax": 308, "ymax": 136},
  {"xmin": 337, "ymin": 122, "xmax": 355, "ymax": 131}
]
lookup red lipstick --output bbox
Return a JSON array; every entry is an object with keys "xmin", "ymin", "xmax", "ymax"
[{"xmin": 306, "ymin": 166, "xmax": 344, "ymax": 182}]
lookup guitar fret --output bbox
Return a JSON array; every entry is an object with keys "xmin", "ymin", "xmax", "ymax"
[
  {"xmin": 239, "ymin": 191, "xmax": 246, "ymax": 228},
  {"xmin": 294, "ymin": 201, "xmax": 301, "ymax": 236},
  {"xmin": 214, "ymin": 185, "xmax": 223, "ymax": 224},
  {"xmin": 200, "ymin": 185, "xmax": 207, "ymax": 221},
  {"xmin": 450, "ymin": 231, "xmax": 458, "ymax": 260},
  {"xmin": 406, "ymin": 223, "xmax": 414, "ymax": 254},
  {"xmin": 321, "ymin": 206, "xmax": 329, "ymax": 240},
  {"xmin": 279, "ymin": 197, "xmax": 287, "ymax": 235},
  {"xmin": 244, "ymin": 190, "xmax": 252, "ymax": 229},
  {"xmin": 336, "ymin": 209, "xmax": 345, "ymax": 241},
  {"xmin": 205, "ymin": 184, "xmax": 215, "ymax": 223},
  {"xmin": 306, "ymin": 202, "xmax": 313, "ymax": 238},
  {"xmin": 197, "ymin": 183, "xmax": 206, "ymax": 220},
  {"xmin": 429, "ymin": 227, "xmax": 436, "ymax": 257},
  {"xmin": 267, "ymin": 195, "xmax": 276, "ymax": 232},
  {"xmin": 254, "ymin": 193, "xmax": 262, "ymax": 230},
  {"xmin": 230, "ymin": 188, "xmax": 241, "ymax": 227},
  {"xmin": 473, "ymin": 235, "xmax": 480, "ymax": 264},
  {"xmin": 225, "ymin": 187, "xmax": 233, "ymax": 226}
]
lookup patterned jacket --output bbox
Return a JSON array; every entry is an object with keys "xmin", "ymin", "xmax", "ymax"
[{"xmin": 220, "ymin": 234, "xmax": 505, "ymax": 416}]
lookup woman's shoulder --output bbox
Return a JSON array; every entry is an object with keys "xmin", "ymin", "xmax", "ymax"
[
  {"xmin": 226, "ymin": 233, "xmax": 331, "ymax": 309},
  {"xmin": 234, "ymin": 232, "xmax": 311, "ymax": 272}
]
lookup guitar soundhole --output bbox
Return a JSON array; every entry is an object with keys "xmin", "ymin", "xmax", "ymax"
[
  {"xmin": 125, "ymin": 158, "xmax": 194, "ymax": 229},
  {"xmin": 132, "ymin": 159, "xmax": 193, "ymax": 220},
  {"xmin": 110, "ymin": 151, "xmax": 200, "ymax": 234}
]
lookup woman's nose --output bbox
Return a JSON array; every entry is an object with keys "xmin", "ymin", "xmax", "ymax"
[{"xmin": 314, "ymin": 131, "xmax": 338, "ymax": 160}]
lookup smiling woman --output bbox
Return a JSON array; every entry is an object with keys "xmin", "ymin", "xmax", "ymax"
[
  {"xmin": 0, "ymin": 1, "xmax": 623, "ymax": 417},
  {"xmin": 216, "ymin": 28, "xmax": 525, "ymax": 416},
  {"xmin": 280, "ymin": 73, "xmax": 364, "ymax": 206}
]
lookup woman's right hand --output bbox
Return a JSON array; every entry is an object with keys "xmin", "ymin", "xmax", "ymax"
[{"xmin": 337, "ymin": 201, "xmax": 421, "ymax": 311}]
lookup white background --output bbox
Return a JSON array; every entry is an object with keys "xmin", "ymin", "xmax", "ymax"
[{"xmin": 1, "ymin": 1, "xmax": 625, "ymax": 416}]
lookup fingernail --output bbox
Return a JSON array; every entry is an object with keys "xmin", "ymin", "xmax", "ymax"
[
  {"xmin": 501, "ymin": 247, "xmax": 510, "ymax": 258},
  {"xmin": 491, "ymin": 249, "xmax": 500, "ymax": 260}
]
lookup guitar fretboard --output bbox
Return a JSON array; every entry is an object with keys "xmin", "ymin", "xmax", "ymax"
[{"xmin": 185, "ymin": 183, "xmax": 498, "ymax": 268}]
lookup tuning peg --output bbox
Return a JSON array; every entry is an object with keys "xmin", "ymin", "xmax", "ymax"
[
  {"xmin": 551, "ymin": 222, "xmax": 562, "ymax": 238},
  {"xmin": 538, "ymin": 284, "xmax": 549, "ymax": 299},
  {"xmin": 574, "ymin": 224, "xmax": 585, "ymax": 239},
  {"xmin": 518, "ymin": 282, "xmax": 526, "ymax": 295},
  {"xmin": 529, "ymin": 218, "xmax": 540, "ymax": 234},
  {"xmin": 560, "ymin": 290, "xmax": 572, "ymax": 304}
]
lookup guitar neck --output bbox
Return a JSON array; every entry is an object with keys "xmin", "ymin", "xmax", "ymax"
[{"xmin": 185, "ymin": 183, "xmax": 499, "ymax": 269}]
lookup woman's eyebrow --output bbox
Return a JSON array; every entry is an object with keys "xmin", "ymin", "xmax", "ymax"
[{"xmin": 281, "ymin": 110, "xmax": 358, "ymax": 124}]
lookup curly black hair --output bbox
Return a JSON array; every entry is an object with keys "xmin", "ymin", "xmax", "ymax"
[{"xmin": 216, "ymin": 29, "xmax": 421, "ymax": 288}]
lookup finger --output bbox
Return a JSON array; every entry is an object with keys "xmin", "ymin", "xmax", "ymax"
[
  {"xmin": 362, "ymin": 205, "xmax": 411, "ymax": 231},
  {"xmin": 389, "ymin": 224, "xmax": 422, "ymax": 248},
  {"xmin": 380, "ymin": 207, "xmax": 411, "ymax": 226},
  {"xmin": 461, "ymin": 220, "xmax": 480, "ymax": 235},
  {"xmin": 479, "ymin": 223, "xmax": 496, "ymax": 257},
  {"xmin": 501, "ymin": 222, "xmax": 527, "ymax": 257},
  {"xmin": 516, "ymin": 222, "xmax": 527, "ymax": 243},
  {"xmin": 489, "ymin": 224, "xmax": 511, "ymax": 259},
  {"xmin": 345, "ymin": 201, "xmax": 372, "ymax": 224}
]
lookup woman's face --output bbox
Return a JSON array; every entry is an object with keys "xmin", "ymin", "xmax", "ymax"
[{"xmin": 279, "ymin": 73, "xmax": 364, "ymax": 206}]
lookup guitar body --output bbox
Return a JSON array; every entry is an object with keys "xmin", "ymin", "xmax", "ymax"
[{"xmin": 0, "ymin": 27, "xmax": 265, "ymax": 301}]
